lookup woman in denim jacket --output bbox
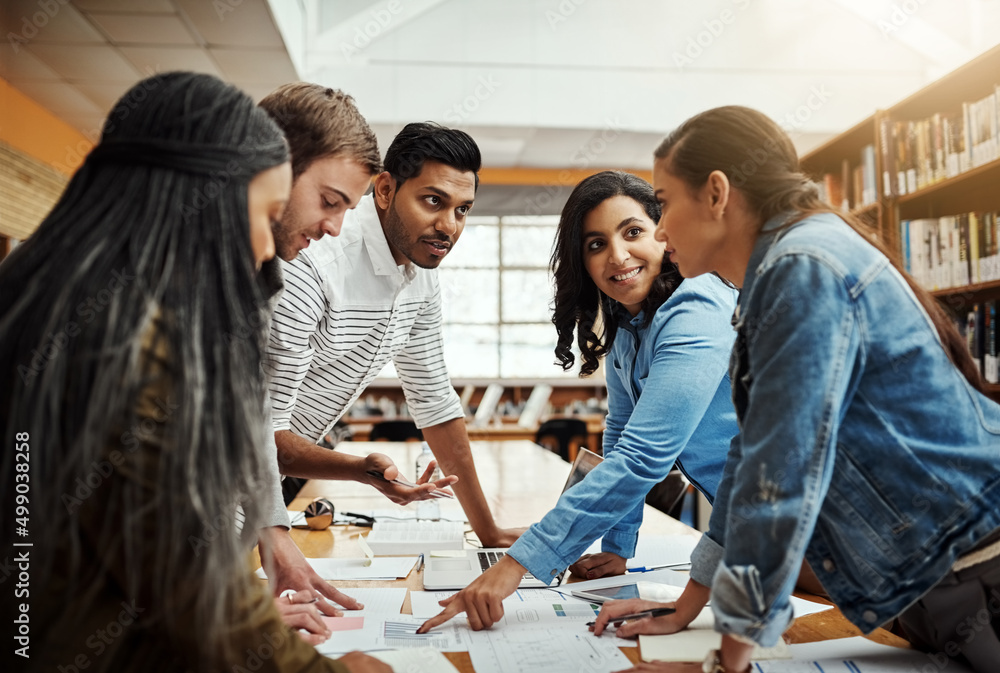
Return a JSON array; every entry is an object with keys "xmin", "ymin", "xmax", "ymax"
[
  {"xmin": 592, "ymin": 106, "xmax": 1000, "ymax": 673},
  {"xmin": 418, "ymin": 171, "xmax": 739, "ymax": 633}
]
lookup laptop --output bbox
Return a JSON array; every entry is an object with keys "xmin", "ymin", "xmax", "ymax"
[{"xmin": 422, "ymin": 447, "xmax": 604, "ymax": 590}]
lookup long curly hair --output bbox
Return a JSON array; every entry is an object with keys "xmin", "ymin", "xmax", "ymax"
[
  {"xmin": 551, "ymin": 171, "xmax": 682, "ymax": 377},
  {"xmin": 0, "ymin": 72, "xmax": 289, "ymax": 668}
]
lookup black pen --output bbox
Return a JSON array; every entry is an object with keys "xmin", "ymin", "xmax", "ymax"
[
  {"xmin": 365, "ymin": 469, "xmax": 454, "ymax": 498},
  {"xmin": 586, "ymin": 606, "xmax": 676, "ymax": 627}
]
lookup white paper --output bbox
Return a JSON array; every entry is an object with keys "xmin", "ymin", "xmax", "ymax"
[
  {"xmin": 467, "ymin": 623, "xmax": 632, "ymax": 673},
  {"xmin": 336, "ymin": 587, "xmax": 407, "ymax": 616},
  {"xmin": 409, "ymin": 588, "xmax": 580, "ymax": 619},
  {"xmin": 255, "ymin": 556, "xmax": 418, "ymax": 581},
  {"xmin": 630, "ymin": 535, "xmax": 699, "ymax": 570},
  {"xmin": 409, "ymin": 590, "xmax": 458, "ymax": 619},
  {"xmin": 639, "ymin": 629, "xmax": 790, "ymax": 663},
  {"xmin": 369, "ymin": 647, "xmax": 459, "ymax": 673},
  {"xmin": 789, "ymin": 594, "xmax": 835, "ymax": 619},
  {"xmin": 316, "ymin": 614, "xmax": 474, "ymax": 656},
  {"xmin": 756, "ymin": 636, "xmax": 975, "ymax": 672}
]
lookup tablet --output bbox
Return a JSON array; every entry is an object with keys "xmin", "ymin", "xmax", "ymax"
[
  {"xmin": 570, "ymin": 582, "xmax": 641, "ymax": 603},
  {"xmin": 561, "ymin": 447, "xmax": 603, "ymax": 493}
]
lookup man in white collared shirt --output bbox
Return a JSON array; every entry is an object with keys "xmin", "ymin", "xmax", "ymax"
[{"xmin": 266, "ymin": 123, "xmax": 522, "ymax": 560}]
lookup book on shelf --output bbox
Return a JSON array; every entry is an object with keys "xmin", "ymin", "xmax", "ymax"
[
  {"xmin": 883, "ymin": 83, "xmax": 1000, "ymax": 197},
  {"xmin": 957, "ymin": 302, "xmax": 998, "ymax": 384},
  {"xmin": 989, "ymin": 301, "xmax": 999, "ymax": 384},
  {"xmin": 813, "ymin": 148, "xmax": 876, "ymax": 211},
  {"xmin": 901, "ymin": 211, "xmax": 1000, "ymax": 290}
]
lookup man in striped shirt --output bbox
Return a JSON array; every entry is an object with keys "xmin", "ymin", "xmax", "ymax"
[
  {"xmin": 254, "ymin": 83, "xmax": 383, "ymax": 640},
  {"xmin": 265, "ymin": 122, "xmax": 523, "ymax": 579}
]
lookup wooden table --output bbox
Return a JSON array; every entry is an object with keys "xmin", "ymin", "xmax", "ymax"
[{"xmin": 266, "ymin": 440, "xmax": 908, "ymax": 672}]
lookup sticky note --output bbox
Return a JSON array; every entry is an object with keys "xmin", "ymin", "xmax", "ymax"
[{"xmin": 321, "ymin": 616, "xmax": 365, "ymax": 632}]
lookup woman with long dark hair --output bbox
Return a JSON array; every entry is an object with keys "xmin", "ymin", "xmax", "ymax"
[
  {"xmin": 418, "ymin": 170, "xmax": 738, "ymax": 633},
  {"xmin": 592, "ymin": 106, "xmax": 1000, "ymax": 673},
  {"xmin": 0, "ymin": 72, "xmax": 386, "ymax": 673}
]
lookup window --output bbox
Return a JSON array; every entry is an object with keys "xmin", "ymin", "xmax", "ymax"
[{"xmin": 378, "ymin": 215, "xmax": 581, "ymax": 379}]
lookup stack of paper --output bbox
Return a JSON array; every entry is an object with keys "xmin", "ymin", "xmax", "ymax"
[{"xmin": 364, "ymin": 520, "xmax": 465, "ymax": 555}]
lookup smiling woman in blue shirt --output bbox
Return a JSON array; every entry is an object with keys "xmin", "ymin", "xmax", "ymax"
[
  {"xmin": 592, "ymin": 106, "xmax": 1000, "ymax": 673},
  {"xmin": 417, "ymin": 170, "xmax": 740, "ymax": 634}
]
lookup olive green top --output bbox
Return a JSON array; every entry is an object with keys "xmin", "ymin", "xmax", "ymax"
[{"xmin": 27, "ymin": 320, "xmax": 349, "ymax": 673}]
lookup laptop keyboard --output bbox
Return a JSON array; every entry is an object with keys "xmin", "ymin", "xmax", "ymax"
[
  {"xmin": 477, "ymin": 550, "xmax": 537, "ymax": 581},
  {"xmin": 477, "ymin": 550, "xmax": 505, "ymax": 571}
]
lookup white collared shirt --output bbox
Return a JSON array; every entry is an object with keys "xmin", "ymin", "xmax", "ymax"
[{"xmin": 265, "ymin": 194, "xmax": 463, "ymax": 441}]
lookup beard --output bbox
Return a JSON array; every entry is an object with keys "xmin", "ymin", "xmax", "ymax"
[
  {"xmin": 383, "ymin": 198, "xmax": 445, "ymax": 270},
  {"xmin": 271, "ymin": 207, "xmax": 306, "ymax": 262}
]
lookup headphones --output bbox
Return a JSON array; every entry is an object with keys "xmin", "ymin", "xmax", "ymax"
[{"xmin": 304, "ymin": 497, "xmax": 334, "ymax": 530}]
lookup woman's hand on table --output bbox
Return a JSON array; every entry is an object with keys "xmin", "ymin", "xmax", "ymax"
[
  {"xmin": 590, "ymin": 598, "xmax": 685, "ymax": 638},
  {"xmin": 593, "ymin": 578, "xmax": 711, "ymax": 639},
  {"xmin": 569, "ymin": 551, "xmax": 627, "ymax": 579},
  {"xmin": 416, "ymin": 554, "xmax": 526, "ymax": 632},
  {"xmin": 275, "ymin": 589, "xmax": 333, "ymax": 645}
]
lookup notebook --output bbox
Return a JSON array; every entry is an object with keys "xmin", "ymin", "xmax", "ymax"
[{"xmin": 421, "ymin": 448, "xmax": 604, "ymax": 590}]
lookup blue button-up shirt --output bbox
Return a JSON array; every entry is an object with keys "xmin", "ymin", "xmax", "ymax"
[{"xmin": 509, "ymin": 274, "xmax": 739, "ymax": 583}]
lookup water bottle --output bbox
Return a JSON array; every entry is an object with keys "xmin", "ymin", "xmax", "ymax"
[{"xmin": 414, "ymin": 442, "xmax": 441, "ymax": 521}]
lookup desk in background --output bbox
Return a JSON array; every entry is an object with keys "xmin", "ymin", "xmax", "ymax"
[
  {"xmin": 341, "ymin": 416, "xmax": 607, "ymax": 458},
  {"xmin": 263, "ymin": 440, "xmax": 908, "ymax": 672}
]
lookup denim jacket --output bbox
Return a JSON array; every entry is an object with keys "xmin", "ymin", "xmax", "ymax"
[
  {"xmin": 509, "ymin": 274, "xmax": 739, "ymax": 584},
  {"xmin": 690, "ymin": 212, "xmax": 1000, "ymax": 646}
]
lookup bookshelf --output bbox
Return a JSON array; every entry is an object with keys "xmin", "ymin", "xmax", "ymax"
[
  {"xmin": 799, "ymin": 114, "xmax": 885, "ymax": 245},
  {"xmin": 800, "ymin": 43, "xmax": 1000, "ymax": 400}
]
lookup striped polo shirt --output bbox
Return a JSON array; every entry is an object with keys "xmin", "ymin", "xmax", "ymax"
[{"xmin": 264, "ymin": 194, "xmax": 464, "ymax": 442}]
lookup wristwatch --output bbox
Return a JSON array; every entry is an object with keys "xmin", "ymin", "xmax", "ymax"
[{"xmin": 702, "ymin": 649, "xmax": 750, "ymax": 673}]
